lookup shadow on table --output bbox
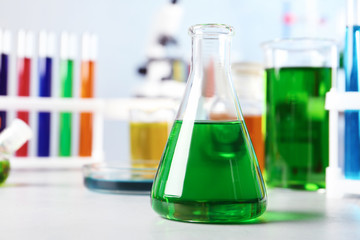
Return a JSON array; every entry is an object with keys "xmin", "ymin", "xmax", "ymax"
[
  {"xmin": 0, "ymin": 182, "xmax": 80, "ymax": 188},
  {"xmin": 256, "ymin": 210, "xmax": 324, "ymax": 224},
  {"xmin": 154, "ymin": 210, "xmax": 324, "ymax": 225},
  {"xmin": 214, "ymin": 210, "xmax": 324, "ymax": 225}
]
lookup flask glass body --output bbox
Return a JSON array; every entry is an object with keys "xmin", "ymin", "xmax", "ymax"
[{"xmin": 151, "ymin": 24, "xmax": 267, "ymax": 223}]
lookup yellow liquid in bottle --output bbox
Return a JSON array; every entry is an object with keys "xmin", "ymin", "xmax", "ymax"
[{"xmin": 130, "ymin": 122, "xmax": 169, "ymax": 168}]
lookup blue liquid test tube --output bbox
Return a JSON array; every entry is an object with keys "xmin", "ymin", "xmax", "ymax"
[
  {"xmin": 37, "ymin": 31, "xmax": 55, "ymax": 157},
  {"xmin": 344, "ymin": 0, "xmax": 360, "ymax": 179}
]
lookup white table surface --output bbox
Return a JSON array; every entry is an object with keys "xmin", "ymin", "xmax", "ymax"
[{"xmin": 1, "ymin": 169, "xmax": 359, "ymax": 240}]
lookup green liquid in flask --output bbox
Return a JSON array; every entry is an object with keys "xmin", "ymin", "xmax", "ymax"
[
  {"xmin": 151, "ymin": 120, "xmax": 267, "ymax": 223},
  {"xmin": 265, "ymin": 67, "xmax": 331, "ymax": 190}
]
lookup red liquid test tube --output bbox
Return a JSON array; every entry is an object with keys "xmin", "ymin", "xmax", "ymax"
[{"xmin": 16, "ymin": 30, "xmax": 33, "ymax": 157}]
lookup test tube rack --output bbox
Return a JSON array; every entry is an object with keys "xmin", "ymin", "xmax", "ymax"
[
  {"xmin": 325, "ymin": 88, "xmax": 360, "ymax": 197},
  {"xmin": 0, "ymin": 96, "xmax": 178, "ymax": 169}
]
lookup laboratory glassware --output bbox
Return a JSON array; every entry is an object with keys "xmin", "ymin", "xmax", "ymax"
[
  {"xmin": 129, "ymin": 108, "xmax": 173, "ymax": 169},
  {"xmin": 0, "ymin": 119, "xmax": 32, "ymax": 183},
  {"xmin": 79, "ymin": 33, "xmax": 96, "ymax": 157},
  {"xmin": 232, "ymin": 62, "xmax": 265, "ymax": 171},
  {"xmin": 0, "ymin": 30, "xmax": 10, "ymax": 132},
  {"xmin": 83, "ymin": 163, "xmax": 157, "ymax": 194},
  {"xmin": 262, "ymin": 38, "xmax": 337, "ymax": 190},
  {"xmin": 37, "ymin": 31, "xmax": 54, "ymax": 157},
  {"xmin": 151, "ymin": 24, "xmax": 267, "ymax": 223},
  {"xmin": 59, "ymin": 32, "xmax": 76, "ymax": 157},
  {"xmin": 344, "ymin": 0, "xmax": 360, "ymax": 179},
  {"xmin": 16, "ymin": 30, "xmax": 33, "ymax": 156}
]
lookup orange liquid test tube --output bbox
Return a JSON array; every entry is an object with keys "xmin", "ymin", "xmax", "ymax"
[{"xmin": 79, "ymin": 34, "xmax": 96, "ymax": 157}]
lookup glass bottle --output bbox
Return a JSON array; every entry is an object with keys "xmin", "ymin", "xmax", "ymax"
[
  {"xmin": 151, "ymin": 24, "xmax": 267, "ymax": 223},
  {"xmin": 0, "ymin": 119, "xmax": 32, "ymax": 183}
]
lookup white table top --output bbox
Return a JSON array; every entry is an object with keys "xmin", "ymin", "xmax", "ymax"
[{"xmin": 1, "ymin": 169, "xmax": 360, "ymax": 240}]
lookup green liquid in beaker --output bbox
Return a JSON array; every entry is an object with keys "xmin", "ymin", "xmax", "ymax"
[
  {"xmin": 151, "ymin": 120, "xmax": 266, "ymax": 223},
  {"xmin": 265, "ymin": 67, "xmax": 331, "ymax": 190}
]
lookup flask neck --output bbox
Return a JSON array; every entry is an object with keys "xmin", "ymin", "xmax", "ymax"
[{"xmin": 191, "ymin": 36, "xmax": 231, "ymax": 74}]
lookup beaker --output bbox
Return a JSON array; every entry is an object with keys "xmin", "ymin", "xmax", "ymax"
[
  {"xmin": 262, "ymin": 38, "xmax": 337, "ymax": 190},
  {"xmin": 129, "ymin": 108, "xmax": 174, "ymax": 169},
  {"xmin": 232, "ymin": 62, "xmax": 265, "ymax": 171},
  {"xmin": 151, "ymin": 24, "xmax": 267, "ymax": 223}
]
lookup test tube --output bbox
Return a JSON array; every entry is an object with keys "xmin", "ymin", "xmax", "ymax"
[
  {"xmin": 79, "ymin": 33, "xmax": 97, "ymax": 157},
  {"xmin": 344, "ymin": 0, "xmax": 360, "ymax": 179},
  {"xmin": 37, "ymin": 31, "xmax": 55, "ymax": 157},
  {"xmin": 59, "ymin": 32, "xmax": 76, "ymax": 156},
  {"xmin": 16, "ymin": 30, "xmax": 33, "ymax": 157},
  {"xmin": 0, "ymin": 30, "xmax": 11, "ymax": 132}
]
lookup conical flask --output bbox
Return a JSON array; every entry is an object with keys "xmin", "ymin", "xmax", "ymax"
[{"xmin": 151, "ymin": 24, "xmax": 267, "ymax": 223}]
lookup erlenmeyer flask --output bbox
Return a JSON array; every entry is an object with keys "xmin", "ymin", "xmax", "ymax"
[{"xmin": 151, "ymin": 24, "xmax": 267, "ymax": 223}]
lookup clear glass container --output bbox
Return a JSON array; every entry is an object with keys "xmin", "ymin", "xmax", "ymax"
[
  {"xmin": 151, "ymin": 24, "xmax": 267, "ymax": 223},
  {"xmin": 83, "ymin": 163, "xmax": 157, "ymax": 194},
  {"xmin": 262, "ymin": 38, "xmax": 337, "ymax": 190},
  {"xmin": 344, "ymin": 0, "xmax": 360, "ymax": 179},
  {"xmin": 129, "ymin": 107, "xmax": 174, "ymax": 169},
  {"xmin": 0, "ymin": 119, "xmax": 32, "ymax": 184},
  {"xmin": 232, "ymin": 62, "xmax": 265, "ymax": 171}
]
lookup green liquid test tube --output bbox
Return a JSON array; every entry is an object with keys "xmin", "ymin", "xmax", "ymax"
[{"xmin": 59, "ymin": 59, "xmax": 74, "ymax": 156}]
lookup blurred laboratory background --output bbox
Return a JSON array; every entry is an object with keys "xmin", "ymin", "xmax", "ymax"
[{"xmin": 0, "ymin": 0, "xmax": 346, "ymax": 162}]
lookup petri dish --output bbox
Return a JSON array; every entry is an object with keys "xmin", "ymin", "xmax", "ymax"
[{"xmin": 83, "ymin": 163, "xmax": 157, "ymax": 195}]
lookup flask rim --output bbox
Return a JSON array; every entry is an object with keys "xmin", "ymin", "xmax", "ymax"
[{"xmin": 188, "ymin": 24, "xmax": 234, "ymax": 37}]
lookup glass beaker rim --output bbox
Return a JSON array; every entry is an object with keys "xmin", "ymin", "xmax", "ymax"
[
  {"xmin": 188, "ymin": 24, "xmax": 234, "ymax": 37},
  {"xmin": 261, "ymin": 38, "xmax": 336, "ymax": 51}
]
